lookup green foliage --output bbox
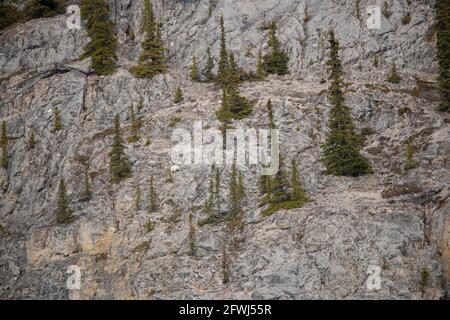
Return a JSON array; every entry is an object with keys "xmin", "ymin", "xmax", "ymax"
[
  {"xmin": 174, "ymin": 86, "xmax": 184, "ymax": 103},
  {"xmin": 387, "ymin": 63, "xmax": 401, "ymax": 83},
  {"xmin": 419, "ymin": 267, "xmax": 430, "ymax": 294},
  {"xmin": 321, "ymin": 31, "xmax": 372, "ymax": 177},
  {"xmin": 221, "ymin": 243, "xmax": 230, "ymax": 284},
  {"xmin": 263, "ymin": 21, "xmax": 289, "ymax": 76},
  {"xmin": 190, "ymin": 56, "xmax": 200, "ymax": 81},
  {"xmin": 401, "ymin": 15, "xmax": 411, "ymax": 25},
  {"xmin": 382, "ymin": 1, "xmax": 392, "ymax": 18},
  {"xmin": 203, "ymin": 165, "xmax": 220, "ymax": 217},
  {"xmin": 217, "ymin": 16, "xmax": 229, "ymax": 85},
  {"xmin": 0, "ymin": 3, "xmax": 23, "ymax": 30},
  {"xmin": 436, "ymin": 0, "xmax": 450, "ymax": 112},
  {"xmin": 404, "ymin": 141, "xmax": 417, "ymax": 171},
  {"xmin": 28, "ymin": 130, "xmax": 36, "ymax": 150},
  {"xmin": 148, "ymin": 174, "xmax": 158, "ymax": 212},
  {"xmin": 80, "ymin": 167, "xmax": 92, "ymax": 201},
  {"xmin": 256, "ymin": 49, "xmax": 265, "ymax": 80},
  {"xmin": 130, "ymin": 0, "xmax": 167, "ymax": 78},
  {"xmin": 188, "ymin": 212, "xmax": 196, "ymax": 256},
  {"xmin": 202, "ymin": 47, "xmax": 215, "ymax": 81},
  {"xmin": 53, "ymin": 107, "xmax": 63, "ymax": 132},
  {"xmin": 145, "ymin": 219, "xmax": 154, "ymax": 233},
  {"xmin": 81, "ymin": 0, "xmax": 117, "ymax": 75},
  {"xmin": 373, "ymin": 55, "xmax": 379, "ymax": 68},
  {"xmin": 128, "ymin": 105, "xmax": 141, "ymax": 143},
  {"xmin": 23, "ymin": 0, "xmax": 66, "ymax": 19},
  {"xmin": 0, "ymin": 121, "xmax": 8, "ymax": 169},
  {"xmin": 228, "ymin": 161, "xmax": 245, "ymax": 218},
  {"xmin": 56, "ymin": 177, "xmax": 75, "ymax": 224},
  {"xmin": 109, "ymin": 115, "xmax": 132, "ymax": 183},
  {"xmin": 266, "ymin": 98, "xmax": 275, "ymax": 129}
]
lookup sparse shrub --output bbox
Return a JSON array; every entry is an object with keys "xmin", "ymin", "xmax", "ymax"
[
  {"xmin": 53, "ymin": 107, "xmax": 63, "ymax": 132},
  {"xmin": 188, "ymin": 212, "xmax": 196, "ymax": 256},
  {"xmin": 387, "ymin": 63, "xmax": 401, "ymax": 83},
  {"xmin": 401, "ymin": 15, "xmax": 411, "ymax": 25},
  {"xmin": 145, "ymin": 219, "xmax": 154, "ymax": 233},
  {"xmin": 419, "ymin": 267, "xmax": 430, "ymax": 294},
  {"xmin": 174, "ymin": 86, "xmax": 184, "ymax": 103},
  {"xmin": 28, "ymin": 130, "xmax": 36, "ymax": 150},
  {"xmin": 436, "ymin": 0, "xmax": 450, "ymax": 112}
]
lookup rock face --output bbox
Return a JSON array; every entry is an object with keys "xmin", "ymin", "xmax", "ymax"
[{"xmin": 0, "ymin": 0, "xmax": 449, "ymax": 299}]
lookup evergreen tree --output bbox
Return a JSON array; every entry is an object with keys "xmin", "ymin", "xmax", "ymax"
[
  {"xmin": 0, "ymin": 121, "xmax": 8, "ymax": 169},
  {"xmin": 217, "ymin": 16, "xmax": 229, "ymax": 85},
  {"xmin": 256, "ymin": 49, "xmax": 265, "ymax": 80},
  {"xmin": 130, "ymin": 0, "xmax": 167, "ymax": 78},
  {"xmin": 190, "ymin": 56, "xmax": 200, "ymax": 81},
  {"xmin": 128, "ymin": 105, "xmax": 140, "ymax": 143},
  {"xmin": 56, "ymin": 177, "xmax": 75, "ymax": 224},
  {"xmin": 266, "ymin": 98, "xmax": 275, "ymax": 129},
  {"xmin": 290, "ymin": 159, "xmax": 309, "ymax": 204},
  {"xmin": 202, "ymin": 47, "xmax": 215, "ymax": 81},
  {"xmin": 53, "ymin": 107, "xmax": 63, "ymax": 132},
  {"xmin": 263, "ymin": 21, "xmax": 289, "ymax": 75},
  {"xmin": 321, "ymin": 31, "xmax": 372, "ymax": 176},
  {"xmin": 188, "ymin": 212, "xmax": 196, "ymax": 256},
  {"xmin": 81, "ymin": 0, "xmax": 117, "ymax": 75},
  {"xmin": 28, "ymin": 130, "xmax": 36, "ymax": 150},
  {"xmin": 109, "ymin": 115, "xmax": 132, "ymax": 183},
  {"xmin": 436, "ymin": 0, "xmax": 450, "ymax": 112},
  {"xmin": 148, "ymin": 174, "xmax": 158, "ymax": 212},
  {"xmin": 228, "ymin": 161, "xmax": 241, "ymax": 217},
  {"xmin": 174, "ymin": 86, "xmax": 184, "ymax": 103},
  {"xmin": 373, "ymin": 55, "xmax": 379, "ymax": 68},
  {"xmin": 387, "ymin": 62, "xmax": 401, "ymax": 83},
  {"xmin": 134, "ymin": 185, "xmax": 142, "ymax": 210},
  {"xmin": 80, "ymin": 167, "xmax": 92, "ymax": 201}
]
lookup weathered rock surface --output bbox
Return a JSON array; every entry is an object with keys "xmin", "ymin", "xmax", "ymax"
[{"xmin": 0, "ymin": 0, "xmax": 449, "ymax": 299}]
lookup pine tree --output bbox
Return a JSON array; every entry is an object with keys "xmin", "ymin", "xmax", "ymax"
[
  {"xmin": 436, "ymin": 0, "xmax": 450, "ymax": 112},
  {"xmin": 130, "ymin": 0, "xmax": 167, "ymax": 78},
  {"xmin": 128, "ymin": 105, "xmax": 140, "ymax": 143},
  {"xmin": 190, "ymin": 56, "xmax": 200, "ymax": 81},
  {"xmin": 109, "ymin": 115, "xmax": 132, "ymax": 183},
  {"xmin": 80, "ymin": 167, "xmax": 92, "ymax": 201},
  {"xmin": 148, "ymin": 174, "xmax": 158, "ymax": 212},
  {"xmin": 81, "ymin": 0, "xmax": 117, "ymax": 75},
  {"xmin": 228, "ymin": 161, "xmax": 241, "ymax": 217},
  {"xmin": 28, "ymin": 130, "xmax": 36, "ymax": 150},
  {"xmin": 256, "ymin": 49, "xmax": 265, "ymax": 80},
  {"xmin": 174, "ymin": 86, "xmax": 184, "ymax": 103},
  {"xmin": 387, "ymin": 62, "xmax": 401, "ymax": 83},
  {"xmin": 263, "ymin": 21, "xmax": 289, "ymax": 75},
  {"xmin": 0, "ymin": 121, "xmax": 8, "ymax": 169},
  {"xmin": 266, "ymin": 98, "xmax": 275, "ymax": 129},
  {"xmin": 321, "ymin": 31, "xmax": 372, "ymax": 177},
  {"xmin": 290, "ymin": 159, "xmax": 309, "ymax": 204},
  {"xmin": 202, "ymin": 47, "xmax": 215, "ymax": 81},
  {"xmin": 56, "ymin": 177, "xmax": 75, "ymax": 224},
  {"xmin": 188, "ymin": 212, "xmax": 196, "ymax": 256},
  {"xmin": 53, "ymin": 107, "xmax": 63, "ymax": 132},
  {"xmin": 217, "ymin": 16, "xmax": 229, "ymax": 85}
]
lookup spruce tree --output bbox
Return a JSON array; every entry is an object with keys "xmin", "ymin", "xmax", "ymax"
[
  {"xmin": 0, "ymin": 121, "xmax": 8, "ymax": 169},
  {"xmin": 109, "ymin": 115, "xmax": 132, "ymax": 183},
  {"xmin": 128, "ymin": 105, "xmax": 140, "ymax": 143},
  {"xmin": 290, "ymin": 160, "xmax": 309, "ymax": 204},
  {"xmin": 56, "ymin": 177, "xmax": 75, "ymax": 224},
  {"xmin": 256, "ymin": 49, "xmax": 265, "ymax": 80},
  {"xmin": 190, "ymin": 56, "xmax": 200, "ymax": 81},
  {"xmin": 53, "ymin": 107, "xmax": 63, "ymax": 132},
  {"xmin": 263, "ymin": 21, "xmax": 289, "ymax": 75},
  {"xmin": 80, "ymin": 167, "xmax": 92, "ymax": 201},
  {"xmin": 228, "ymin": 161, "xmax": 241, "ymax": 217},
  {"xmin": 321, "ymin": 31, "xmax": 372, "ymax": 177},
  {"xmin": 81, "ymin": 0, "xmax": 117, "ymax": 75},
  {"xmin": 266, "ymin": 98, "xmax": 275, "ymax": 129},
  {"xmin": 217, "ymin": 16, "xmax": 229, "ymax": 85},
  {"xmin": 174, "ymin": 86, "xmax": 184, "ymax": 103},
  {"xmin": 202, "ymin": 47, "xmax": 215, "ymax": 81},
  {"xmin": 148, "ymin": 174, "xmax": 158, "ymax": 212},
  {"xmin": 188, "ymin": 212, "xmax": 196, "ymax": 256},
  {"xmin": 404, "ymin": 141, "xmax": 417, "ymax": 171},
  {"xmin": 387, "ymin": 62, "xmax": 401, "ymax": 83},
  {"xmin": 28, "ymin": 130, "xmax": 36, "ymax": 150},
  {"xmin": 130, "ymin": 0, "xmax": 167, "ymax": 78},
  {"xmin": 436, "ymin": 0, "xmax": 450, "ymax": 112}
]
